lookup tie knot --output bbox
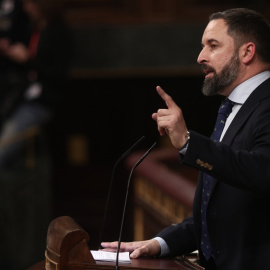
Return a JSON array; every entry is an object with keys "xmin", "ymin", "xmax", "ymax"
[{"xmin": 218, "ymin": 98, "xmax": 234, "ymax": 117}]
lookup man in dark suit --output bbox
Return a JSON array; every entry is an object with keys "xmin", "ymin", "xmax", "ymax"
[{"xmin": 101, "ymin": 8, "xmax": 270, "ymax": 270}]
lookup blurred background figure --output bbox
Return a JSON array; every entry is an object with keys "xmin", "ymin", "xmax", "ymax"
[
  {"xmin": 0, "ymin": 0, "xmax": 71, "ymax": 269},
  {"xmin": 0, "ymin": 0, "xmax": 29, "ymax": 125},
  {"xmin": 0, "ymin": 0, "xmax": 70, "ymax": 168}
]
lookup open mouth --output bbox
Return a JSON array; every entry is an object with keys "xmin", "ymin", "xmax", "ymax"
[
  {"xmin": 202, "ymin": 65, "xmax": 215, "ymax": 79},
  {"xmin": 205, "ymin": 70, "xmax": 215, "ymax": 79}
]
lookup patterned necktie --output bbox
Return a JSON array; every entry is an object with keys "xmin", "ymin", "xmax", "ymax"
[{"xmin": 201, "ymin": 98, "xmax": 234, "ymax": 260}]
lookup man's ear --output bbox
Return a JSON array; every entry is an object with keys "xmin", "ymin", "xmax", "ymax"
[{"xmin": 240, "ymin": 42, "xmax": 256, "ymax": 64}]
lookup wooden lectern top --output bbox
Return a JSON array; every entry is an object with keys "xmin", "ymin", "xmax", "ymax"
[
  {"xmin": 28, "ymin": 216, "xmax": 204, "ymax": 270},
  {"xmin": 30, "ymin": 257, "xmax": 204, "ymax": 270}
]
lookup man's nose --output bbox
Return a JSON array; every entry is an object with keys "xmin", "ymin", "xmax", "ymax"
[{"xmin": 197, "ymin": 47, "xmax": 207, "ymax": 64}]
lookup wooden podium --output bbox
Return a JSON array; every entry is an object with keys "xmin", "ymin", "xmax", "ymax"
[{"xmin": 28, "ymin": 216, "xmax": 204, "ymax": 270}]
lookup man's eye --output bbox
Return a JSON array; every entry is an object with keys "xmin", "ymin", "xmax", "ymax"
[{"xmin": 211, "ymin": 44, "xmax": 217, "ymax": 49}]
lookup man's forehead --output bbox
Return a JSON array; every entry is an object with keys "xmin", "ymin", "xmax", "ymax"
[{"xmin": 202, "ymin": 19, "xmax": 229, "ymax": 42}]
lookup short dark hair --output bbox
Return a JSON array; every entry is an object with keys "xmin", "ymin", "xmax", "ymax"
[{"xmin": 209, "ymin": 8, "xmax": 270, "ymax": 63}]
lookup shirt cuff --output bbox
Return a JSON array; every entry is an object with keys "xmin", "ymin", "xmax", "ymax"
[
  {"xmin": 153, "ymin": 237, "xmax": 170, "ymax": 256},
  {"xmin": 179, "ymin": 141, "xmax": 189, "ymax": 155}
]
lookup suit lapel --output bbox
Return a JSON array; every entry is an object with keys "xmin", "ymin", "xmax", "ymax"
[
  {"xmin": 209, "ymin": 77, "xmax": 270, "ymax": 194},
  {"xmin": 223, "ymin": 77, "xmax": 270, "ymax": 144}
]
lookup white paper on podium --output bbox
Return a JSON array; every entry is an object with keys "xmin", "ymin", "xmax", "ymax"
[{"xmin": 90, "ymin": 250, "xmax": 131, "ymax": 263}]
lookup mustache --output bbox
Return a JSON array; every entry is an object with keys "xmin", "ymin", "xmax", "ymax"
[{"xmin": 201, "ymin": 64, "xmax": 216, "ymax": 74}]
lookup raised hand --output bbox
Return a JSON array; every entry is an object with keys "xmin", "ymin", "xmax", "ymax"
[{"xmin": 152, "ymin": 86, "xmax": 188, "ymax": 149}]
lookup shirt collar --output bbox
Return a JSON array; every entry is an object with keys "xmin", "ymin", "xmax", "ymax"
[{"xmin": 228, "ymin": 70, "xmax": 270, "ymax": 105}]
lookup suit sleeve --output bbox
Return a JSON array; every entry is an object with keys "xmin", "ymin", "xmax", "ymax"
[
  {"xmin": 156, "ymin": 215, "xmax": 197, "ymax": 257},
  {"xmin": 183, "ymin": 100, "xmax": 270, "ymax": 192}
]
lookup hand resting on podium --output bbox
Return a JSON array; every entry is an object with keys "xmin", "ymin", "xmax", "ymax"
[{"xmin": 101, "ymin": 239, "xmax": 161, "ymax": 259}]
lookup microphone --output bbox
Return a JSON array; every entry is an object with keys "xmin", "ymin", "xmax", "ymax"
[
  {"xmin": 115, "ymin": 141, "xmax": 157, "ymax": 270},
  {"xmin": 98, "ymin": 136, "xmax": 145, "ymax": 248}
]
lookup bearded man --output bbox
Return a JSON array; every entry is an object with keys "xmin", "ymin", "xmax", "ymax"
[{"xmin": 101, "ymin": 8, "xmax": 270, "ymax": 270}]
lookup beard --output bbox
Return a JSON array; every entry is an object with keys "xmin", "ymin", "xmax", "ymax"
[{"xmin": 201, "ymin": 51, "xmax": 240, "ymax": 96}]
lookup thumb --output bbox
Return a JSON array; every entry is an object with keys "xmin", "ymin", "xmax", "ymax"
[
  {"xmin": 152, "ymin": 112, "xmax": 166, "ymax": 136},
  {"xmin": 130, "ymin": 246, "xmax": 146, "ymax": 259},
  {"xmin": 152, "ymin": 112, "xmax": 157, "ymax": 121}
]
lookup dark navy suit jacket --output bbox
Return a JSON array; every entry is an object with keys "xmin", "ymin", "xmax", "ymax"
[{"xmin": 157, "ymin": 77, "xmax": 270, "ymax": 270}]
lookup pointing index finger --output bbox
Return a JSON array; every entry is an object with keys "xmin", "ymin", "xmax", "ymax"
[{"xmin": 156, "ymin": 85, "xmax": 176, "ymax": 109}]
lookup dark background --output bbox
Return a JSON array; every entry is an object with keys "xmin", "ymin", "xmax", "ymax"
[{"xmin": 50, "ymin": 75, "xmax": 221, "ymax": 248}]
